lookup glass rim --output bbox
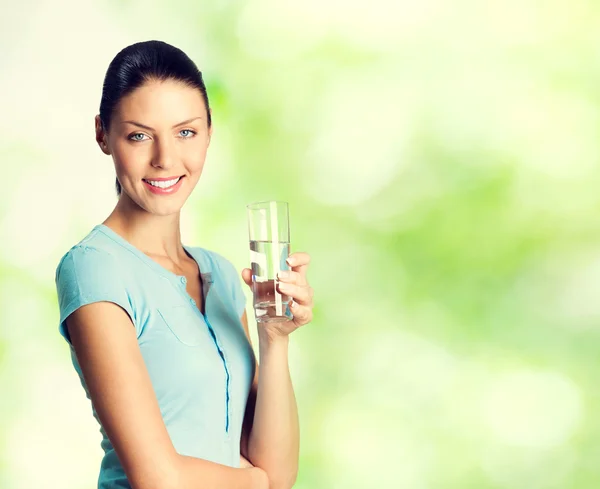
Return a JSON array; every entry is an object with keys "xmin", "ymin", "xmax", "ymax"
[{"xmin": 246, "ymin": 200, "xmax": 289, "ymax": 210}]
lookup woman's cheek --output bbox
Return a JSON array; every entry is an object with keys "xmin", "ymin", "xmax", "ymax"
[
  {"xmin": 187, "ymin": 145, "xmax": 209, "ymax": 171},
  {"xmin": 115, "ymin": 144, "xmax": 147, "ymax": 171}
]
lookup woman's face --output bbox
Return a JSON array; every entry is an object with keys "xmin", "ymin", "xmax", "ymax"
[{"xmin": 97, "ymin": 79, "xmax": 212, "ymax": 216}]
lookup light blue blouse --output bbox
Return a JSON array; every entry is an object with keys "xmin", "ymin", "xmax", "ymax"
[{"xmin": 55, "ymin": 224, "xmax": 256, "ymax": 489}]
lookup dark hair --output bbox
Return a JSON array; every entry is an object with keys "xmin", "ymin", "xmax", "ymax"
[{"xmin": 99, "ymin": 40, "xmax": 212, "ymax": 196}]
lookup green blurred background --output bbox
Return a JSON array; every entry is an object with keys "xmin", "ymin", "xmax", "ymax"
[{"xmin": 2, "ymin": 1, "xmax": 600, "ymax": 488}]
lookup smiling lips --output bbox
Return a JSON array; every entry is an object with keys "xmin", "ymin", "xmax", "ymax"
[{"xmin": 142, "ymin": 175, "xmax": 184, "ymax": 194}]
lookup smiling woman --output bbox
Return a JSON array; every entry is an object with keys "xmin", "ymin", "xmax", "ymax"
[
  {"xmin": 93, "ymin": 42, "xmax": 214, "ymax": 219},
  {"xmin": 51, "ymin": 40, "xmax": 307, "ymax": 489},
  {"xmin": 97, "ymin": 41, "xmax": 212, "ymax": 199}
]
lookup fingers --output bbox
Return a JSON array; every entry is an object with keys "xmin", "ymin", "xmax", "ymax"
[
  {"xmin": 287, "ymin": 252, "xmax": 311, "ymax": 278},
  {"xmin": 277, "ymin": 269, "xmax": 306, "ymax": 286},
  {"xmin": 277, "ymin": 281, "xmax": 313, "ymax": 306},
  {"xmin": 290, "ymin": 301, "xmax": 313, "ymax": 325},
  {"xmin": 243, "ymin": 266, "xmax": 309, "ymax": 289},
  {"xmin": 241, "ymin": 268, "xmax": 253, "ymax": 286}
]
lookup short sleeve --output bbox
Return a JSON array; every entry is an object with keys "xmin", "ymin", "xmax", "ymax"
[
  {"xmin": 212, "ymin": 252, "xmax": 247, "ymax": 318},
  {"xmin": 55, "ymin": 245, "xmax": 136, "ymax": 345}
]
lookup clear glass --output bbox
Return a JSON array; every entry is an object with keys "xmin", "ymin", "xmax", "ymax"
[{"xmin": 247, "ymin": 201, "xmax": 293, "ymax": 322}]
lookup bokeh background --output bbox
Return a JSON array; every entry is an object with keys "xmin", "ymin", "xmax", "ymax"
[{"xmin": 2, "ymin": 0, "xmax": 600, "ymax": 488}]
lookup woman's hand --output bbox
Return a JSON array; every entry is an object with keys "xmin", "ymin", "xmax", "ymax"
[
  {"xmin": 240, "ymin": 454, "xmax": 254, "ymax": 469},
  {"xmin": 242, "ymin": 252, "xmax": 314, "ymax": 338},
  {"xmin": 241, "ymin": 456, "xmax": 269, "ymax": 489}
]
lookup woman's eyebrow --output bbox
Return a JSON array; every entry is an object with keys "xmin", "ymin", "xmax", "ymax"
[{"xmin": 121, "ymin": 116, "xmax": 203, "ymax": 131}]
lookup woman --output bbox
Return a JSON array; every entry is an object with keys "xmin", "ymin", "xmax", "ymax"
[{"xmin": 55, "ymin": 40, "xmax": 314, "ymax": 489}]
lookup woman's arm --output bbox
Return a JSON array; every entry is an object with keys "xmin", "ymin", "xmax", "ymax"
[
  {"xmin": 240, "ymin": 311, "xmax": 299, "ymax": 489},
  {"xmin": 67, "ymin": 301, "xmax": 268, "ymax": 489}
]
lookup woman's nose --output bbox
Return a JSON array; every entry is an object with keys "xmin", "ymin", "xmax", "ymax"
[{"xmin": 151, "ymin": 139, "xmax": 176, "ymax": 169}]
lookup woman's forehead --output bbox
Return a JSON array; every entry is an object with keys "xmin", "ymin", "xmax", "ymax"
[{"xmin": 115, "ymin": 80, "xmax": 207, "ymax": 121}]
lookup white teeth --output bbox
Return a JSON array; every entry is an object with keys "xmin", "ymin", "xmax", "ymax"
[{"xmin": 146, "ymin": 177, "xmax": 180, "ymax": 189}]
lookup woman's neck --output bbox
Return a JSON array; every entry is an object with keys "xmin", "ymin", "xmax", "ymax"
[{"xmin": 103, "ymin": 197, "xmax": 186, "ymax": 264}]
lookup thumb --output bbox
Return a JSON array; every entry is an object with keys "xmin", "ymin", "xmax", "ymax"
[{"xmin": 241, "ymin": 268, "xmax": 253, "ymax": 287}]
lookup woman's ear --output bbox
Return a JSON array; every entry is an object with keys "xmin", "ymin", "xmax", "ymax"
[
  {"xmin": 207, "ymin": 108, "xmax": 213, "ymax": 145},
  {"xmin": 95, "ymin": 115, "xmax": 111, "ymax": 155}
]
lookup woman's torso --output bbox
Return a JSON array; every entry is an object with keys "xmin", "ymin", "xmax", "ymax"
[{"xmin": 55, "ymin": 224, "xmax": 255, "ymax": 488}]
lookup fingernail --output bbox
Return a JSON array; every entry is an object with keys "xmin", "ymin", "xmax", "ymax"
[
  {"xmin": 279, "ymin": 282, "xmax": 291, "ymax": 292},
  {"xmin": 286, "ymin": 256, "xmax": 294, "ymax": 266},
  {"xmin": 278, "ymin": 271, "xmax": 290, "ymax": 279}
]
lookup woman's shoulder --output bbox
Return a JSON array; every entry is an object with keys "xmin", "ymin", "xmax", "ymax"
[
  {"xmin": 54, "ymin": 246, "xmax": 125, "ymax": 296},
  {"xmin": 54, "ymin": 228, "xmax": 139, "ymax": 345},
  {"xmin": 55, "ymin": 226, "xmax": 128, "ymax": 284}
]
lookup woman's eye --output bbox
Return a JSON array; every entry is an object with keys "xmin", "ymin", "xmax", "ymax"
[
  {"xmin": 180, "ymin": 129, "xmax": 196, "ymax": 138},
  {"xmin": 129, "ymin": 133, "xmax": 148, "ymax": 142}
]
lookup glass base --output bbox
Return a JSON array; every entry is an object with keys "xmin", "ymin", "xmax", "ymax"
[
  {"xmin": 256, "ymin": 314, "xmax": 293, "ymax": 323},
  {"xmin": 254, "ymin": 299, "xmax": 293, "ymax": 322}
]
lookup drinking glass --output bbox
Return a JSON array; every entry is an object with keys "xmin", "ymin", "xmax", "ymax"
[{"xmin": 247, "ymin": 201, "xmax": 293, "ymax": 322}]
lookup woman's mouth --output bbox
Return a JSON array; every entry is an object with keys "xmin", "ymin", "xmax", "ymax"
[{"xmin": 142, "ymin": 176, "xmax": 184, "ymax": 194}]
